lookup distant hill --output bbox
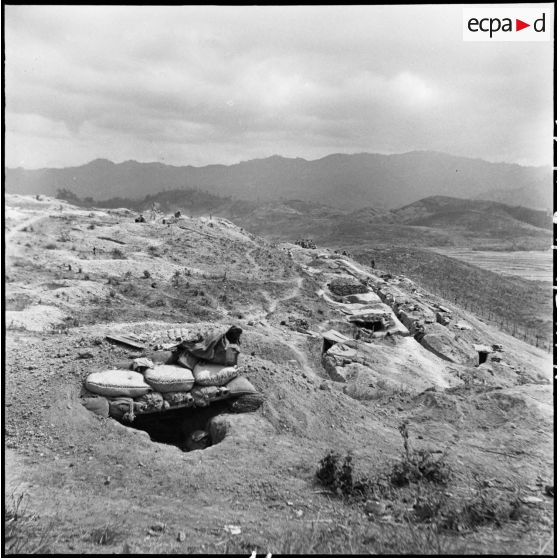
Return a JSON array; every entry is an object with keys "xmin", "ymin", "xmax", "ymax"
[
  {"xmin": 5, "ymin": 151, "xmax": 552, "ymax": 211},
  {"xmin": 393, "ymin": 196, "xmax": 553, "ymax": 231},
  {"xmin": 56, "ymin": 187, "xmax": 552, "ymax": 251}
]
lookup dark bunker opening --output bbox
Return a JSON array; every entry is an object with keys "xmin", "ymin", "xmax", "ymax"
[
  {"xmin": 121, "ymin": 400, "xmax": 231, "ymax": 452},
  {"xmin": 352, "ymin": 319, "xmax": 385, "ymax": 332},
  {"xmin": 478, "ymin": 351, "xmax": 489, "ymax": 365}
]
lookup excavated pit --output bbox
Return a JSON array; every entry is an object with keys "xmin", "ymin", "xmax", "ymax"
[
  {"xmin": 121, "ymin": 400, "xmax": 231, "ymax": 452},
  {"xmin": 478, "ymin": 350, "xmax": 489, "ymax": 365},
  {"xmin": 352, "ymin": 319, "xmax": 385, "ymax": 332}
]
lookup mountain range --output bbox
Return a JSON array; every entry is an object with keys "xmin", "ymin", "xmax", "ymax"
[{"xmin": 5, "ymin": 151, "xmax": 552, "ymax": 211}]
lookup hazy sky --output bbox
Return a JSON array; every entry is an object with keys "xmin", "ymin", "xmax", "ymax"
[{"xmin": 5, "ymin": 4, "xmax": 554, "ymax": 169}]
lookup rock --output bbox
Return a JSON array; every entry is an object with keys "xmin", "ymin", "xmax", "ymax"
[
  {"xmin": 544, "ymin": 485, "xmax": 554, "ymax": 497},
  {"xmin": 208, "ymin": 415, "xmax": 230, "ymax": 444},
  {"xmin": 177, "ymin": 531, "xmax": 186, "ymax": 542},
  {"xmin": 419, "ymin": 324, "xmax": 477, "ymax": 365},
  {"xmin": 184, "ymin": 430, "xmax": 211, "ymax": 451},
  {"xmin": 319, "ymin": 382, "xmax": 331, "ymax": 391},
  {"xmin": 148, "ymin": 522, "xmax": 166, "ymax": 536},
  {"xmin": 521, "ymin": 496, "xmax": 543, "ymax": 505},
  {"xmin": 365, "ymin": 500, "xmax": 386, "ymax": 516},
  {"xmin": 223, "ymin": 525, "xmax": 241, "ymax": 535}
]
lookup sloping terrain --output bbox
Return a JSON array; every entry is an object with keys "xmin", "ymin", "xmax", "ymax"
[
  {"xmin": 4, "ymin": 195, "xmax": 554, "ymax": 554},
  {"xmin": 53, "ymin": 188, "xmax": 553, "ymax": 252},
  {"xmin": 5, "ymin": 150, "xmax": 552, "ymax": 210},
  {"xmin": 393, "ymin": 196, "xmax": 553, "ymax": 233},
  {"xmin": 348, "ymin": 247, "xmax": 552, "ymax": 350}
]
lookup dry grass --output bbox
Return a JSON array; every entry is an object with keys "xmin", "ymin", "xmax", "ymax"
[{"xmin": 4, "ymin": 491, "xmax": 58, "ymax": 554}]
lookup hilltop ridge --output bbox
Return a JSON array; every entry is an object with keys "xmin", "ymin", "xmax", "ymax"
[{"xmin": 4, "ymin": 194, "xmax": 553, "ymax": 554}]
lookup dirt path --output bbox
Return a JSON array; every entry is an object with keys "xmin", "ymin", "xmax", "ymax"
[
  {"xmin": 5, "ymin": 212, "xmax": 49, "ymax": 268},
  {"xmin": 6, "ymin": 212, "xmax": 48, "ymax": 243},
  {"xmin": 265, "ymin": 276, "xmax": 304, "ymax": 316}
]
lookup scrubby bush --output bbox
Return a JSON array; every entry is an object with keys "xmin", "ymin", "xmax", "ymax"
[
  {"xmin": 409, "ymin": 481, "xmax": 524, "ymax": 533},
  {"xmin": 89, "ymin": 525, "xmax": 121, "ymax": 546},
  {"xmin": 389, "ymin": 423, "xmax": 452, "ymax": 487},
  {"xmin": 111, "ymin": 248, "xmax": 126, "ymax": 259},
  {"xmin": 5, "ymin": 492, "xmax": 56, "ymax": 554},
  {"xmin": 316, "ymin": 451, "xmax": 371, "ymax": 498}
]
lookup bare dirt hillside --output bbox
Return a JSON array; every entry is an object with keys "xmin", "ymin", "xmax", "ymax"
[{"xmin": 4, "ymin": 195, "xmax": 554, "ymax": 554}]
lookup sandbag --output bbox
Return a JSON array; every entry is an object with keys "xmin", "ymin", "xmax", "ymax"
[
  {"xmin": 193, "ymin": 363, "xmax": 238, "ymax": 387},
  {"xmin": 143, "ymin": 364, "xmax": 195, "ymax": 393},
  {"xmin": 209, "ymin": 340, "xmax": 240, "ymax": 366},
  {"xmin": 190, "ymin": 385, "xmax": 231, "ymax": 407},
  {"xmin": 178, "ymin": 327, "xmax": 241, "ymax": 366},
  {"xmin": 134, "ymin": 392, "xmax": 166, "ymax": 413},
  {"xmin": 145, "ymin": 350, "xmax": 176, "ymax": 365},
  {"xmin": 81, "ymin": 396, "xmax": 110, "ymax": 418},
  {"xmin": 131, "ymin": 357, "xmax": 154, "ymax": 371},
  {"xmin": 162, "ymin": 391, "xmax": 195, "ymax": 407},
  {"xmin": 108, "ymin": 396, "xmax": 136, "ymax": 421},
  {"xmin": 228, "ymin": 393, "xmax": 264, "ymax": 413},
  {"xmin": 85, "ymin": 369, "xmax": 152, "ymax": 398},
  {"xmin": 225, "ymin": 376, "xmax": 259, "ymax": 396}
]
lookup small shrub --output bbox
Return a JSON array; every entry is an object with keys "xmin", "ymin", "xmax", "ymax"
[
  {"xmin": 171, "ymin": 269, "xmax": 181, "ymax": 287},
  {"xmin": 148, "ymin": 296, "xmax": 167, "ymax": 307},
  {"xmin": 438, "ymin": 486, "xmax": 525, "ymax": 532},
  {"xmin": 88, "ymin": 223, "xmax": 96, "ymax": 230},
  {"xmin": 389, "ymin": 423, "xmax": 452, "ymax": 487},
  {"xmin": 120, "ymin": 282, "xmax": 140, "ymax": 297},
  {"xmin": 89, "ymin": 525, "xmax": 120, "ymax": 545},
  {"xmin": 45, "ymin": 243, "xmax": 57, "ymax": 250},
  {"xmin": 58, "ymin": 230, "xmax": 71, "ymax": 242},
  {"xmin": 143, "ymin": 270, "xmax": 151, "ymax": 278},
  {"xmin": 123, "ymin": 271, "xmax": 133, "ymax": 280},
  {"xmin": 5, "ymin": 492, "xmax": 56, "ymax": 554},
  {"xmin": 7, "ymin": 321, "xmax": 27, "ymax": 332},
  {"xmin": 111, "ymin": 248, "xmax": 126, "ymax": 259},
  {"xmin": 316, "ymin": 451, "xmax": 371, "ymax": 498}
]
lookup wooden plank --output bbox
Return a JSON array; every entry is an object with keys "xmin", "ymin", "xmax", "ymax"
[{"xmin": 105, "ymin": 333, "xmax": 146, "ymax": 350}]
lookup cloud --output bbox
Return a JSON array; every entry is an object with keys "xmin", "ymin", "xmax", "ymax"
[{"xmin": 4, "ymin": 5, "xmax": 554, "ymax": 168}]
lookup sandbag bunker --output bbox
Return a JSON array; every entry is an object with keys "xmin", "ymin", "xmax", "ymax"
[{"xmin": 81, "ymin": 326, "xmax": 263, "ymax": 451}]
